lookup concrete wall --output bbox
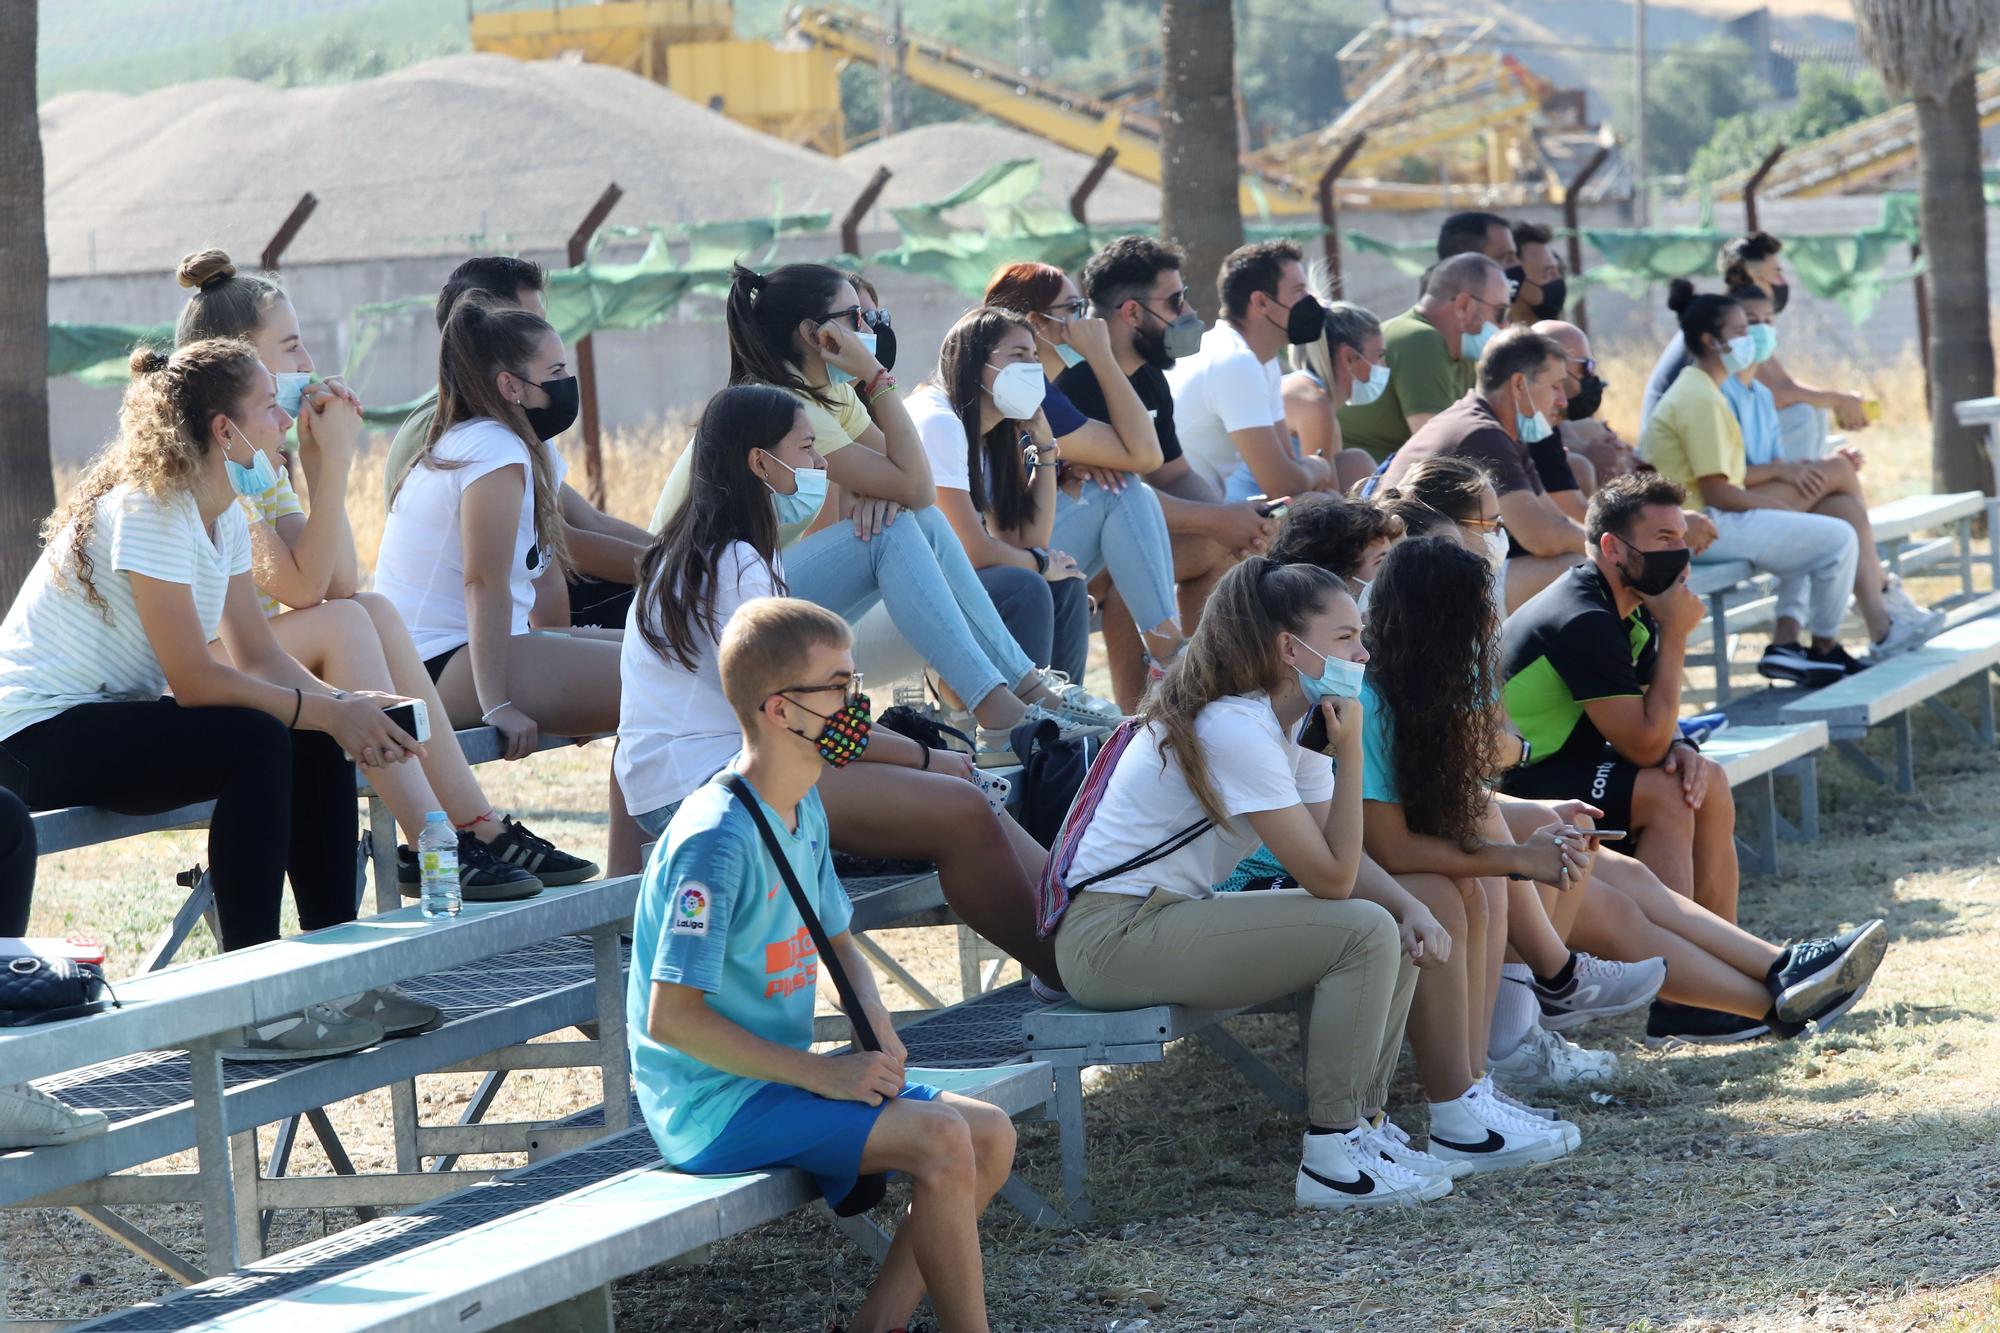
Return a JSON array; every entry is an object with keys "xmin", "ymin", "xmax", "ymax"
[{"xmin": 43, "ymin": 195, "xmax": 1963, "ymax": 471}]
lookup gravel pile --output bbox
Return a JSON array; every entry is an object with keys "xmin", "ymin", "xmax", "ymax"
[
  {"xmin": 40, "ymin": 53, "xmax": 878, "ymax": 276},
  {"xmin": 845, "ymin": 122, "xmax": 1160, "ymax": 224}
]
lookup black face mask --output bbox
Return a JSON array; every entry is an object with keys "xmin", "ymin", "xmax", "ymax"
[
  {"xmin": 1770, "ymin": 281, "xmax": 1790, "ymax": 314},
  {"xmin": 520, "ymin": 373, "xmax": 580, "ymax": 441},
  {"xmin": 1133, "ymin": 319, "xmax": 1174, "ymax": 370},
  {"xmin": 871, "ymin": 322, "xmax": 898, "ymax": 372},
  {"xmin": 1506, "ymin": 266, "xmax": 1568, "ymax": 321},
  {"xmin": 1504, "ymin": 264, "xmax": 1526, "ymax": 303},
  {"xmin": 1565, "ymin": 372, "xmax": 1606, "ymax": 422},
  {"xmin": 1615, "ymin": 536, "xmax": 1691, "ymax": 596},
  {"xmin": 1272, "ymin": 293, "xmax": 1325, "ymax": 346}
]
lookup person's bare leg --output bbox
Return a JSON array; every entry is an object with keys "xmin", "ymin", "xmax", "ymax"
[
  {"xmin": 1594, "ymin": 847, "xmax": 1778, "ymax": 977},
  {"xmin": 819, "ymin": 763, "xmax": 1061, "ymax": 989},
  {"xmin": 1570, "ymin": 881, "xmax": 1771, "ymax": 1020},
  {"xmin": 1629, "ymin": 765, "xmax": 1696, "ymax": 902},
  {"xmin": 1471, "ymin": 878, "xmax": 1504, "ymax": 1078},
  {"xmin": 260, "ymin": 600, "xmax": 445, "ymax": 841},
  {"xmin": 1099, "ymin": 582, "xmax": 1146, "ymax": 714},
  {"xmin": 1334, "ymin": 449, "xmax": 1378, "ymax": 494},
  {"xmin": 847, "ymin": 1095, "xmax": 1007, "ymax": 1333},
  {"xmin": 1504, "ymin": 554, "xmax": 1581, "ymax": 614},
  {"xmin": 1356, "ymin": 863, "xmax": 1474, "ymax": 1101},
  {"xmin": 1690, "ymin": 775, "xmax": 1740, "ymax": 924},
  {"xmin": 1480, "ymin": 801, "xmax": 1576, "ymax": 975},
  {"xmin": 346, "ymin": 591, "xmax": 502, "ymax": 843}
]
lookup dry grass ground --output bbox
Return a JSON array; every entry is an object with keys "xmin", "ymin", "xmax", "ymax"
[{"xmin": 10, "ymin": 353, "xmax": 2000, "ymax": 1331}]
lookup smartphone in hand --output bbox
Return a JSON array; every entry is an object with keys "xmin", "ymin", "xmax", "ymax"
[{"xmin": 1296, "ymin": 707, "xmax": 1331, "ymax": 755}]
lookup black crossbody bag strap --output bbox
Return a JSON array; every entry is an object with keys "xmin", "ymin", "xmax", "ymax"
[{"xmin": 1066, "ymin": 816, "xmax": 1214, "ymax": 895}]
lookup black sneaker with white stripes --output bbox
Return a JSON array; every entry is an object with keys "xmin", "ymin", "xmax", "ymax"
[
  {"xmin": 397, "ymin": 835, "xmax": 542, "ymax": 903},
  {"xmin": 483, "ymin": 817, "xmax": 599, "ymax": 885},
  {"xmin": 1766, "ymin": 919, "xmax": 1887, "ymax": 1024}
]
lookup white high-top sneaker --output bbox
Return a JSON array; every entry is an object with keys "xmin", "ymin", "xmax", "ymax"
[
  {"xmin": 0, "ymin": 1082, "xmax": 109, "ymax": 1150},
  {"xmin": 1295, "ymin": 1125, "xmax": 1444, "ymax": 1208}
]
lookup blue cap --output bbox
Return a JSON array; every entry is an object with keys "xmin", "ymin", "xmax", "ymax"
[{"xmin": 425, "ymin": 810, "xmax": 449, "ymax": 823}]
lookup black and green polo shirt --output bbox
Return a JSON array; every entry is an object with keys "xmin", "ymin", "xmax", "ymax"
[{"xmin": 1500, "ymin": 564, "xmax": 1658, "ymax": 766}]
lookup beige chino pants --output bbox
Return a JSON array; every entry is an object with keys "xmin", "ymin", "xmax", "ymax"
[{"xmin": 1055, "ymin": 887, "xmax": 1418, "ymax": 1126}]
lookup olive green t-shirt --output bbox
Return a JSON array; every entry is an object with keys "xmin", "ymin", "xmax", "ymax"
[
  {"xmin": 1335, "ymin": 307, "xmax": 1474, "ymax": 459},
  {"xmin": 383, "ymin": 388, "xmax": 442, "ymax": 502}
]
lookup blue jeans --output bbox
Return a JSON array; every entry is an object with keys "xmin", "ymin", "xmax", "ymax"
[
  {"xmin": 786, "ymin": 506, "xmax": 1036, "ymax": 709},
  {"xmin": 978, "ymin": 564, "xmax": 1091, "ymax": 684},
  {"xmin": 633, "ymin": 798, "xmax": 683, "ymax": 840},
  {"xmin": 1050, "ymin": 480, "xmax": 1179, "ymax": 635}
]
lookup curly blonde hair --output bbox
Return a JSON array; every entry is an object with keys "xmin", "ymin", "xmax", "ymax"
[{"xmin": 46, "ymin": 339, "xmax": 263, "ymax": 615}]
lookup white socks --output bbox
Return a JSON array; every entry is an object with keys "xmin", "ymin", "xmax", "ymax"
[{"xmin": 1489, "ymin": 962, "xmax": 1540, "ymax": 1061}]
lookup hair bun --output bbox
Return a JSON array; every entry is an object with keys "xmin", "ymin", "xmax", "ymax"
[
  {"xmin": 176, "ymin": 248, "xmax": 237, "ymax": 292},
  {"xmin": 129, "ymin": 345, "xmax": 170, "ymax": 375},
  {"xmin": 1665, "ymin": 277, "xmax": 1697, "ymax": 314}
]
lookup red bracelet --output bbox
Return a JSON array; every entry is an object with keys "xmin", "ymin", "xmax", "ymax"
[{"xmin": 863, "ymin": 369, "xmax": 893, "ymax": 398}]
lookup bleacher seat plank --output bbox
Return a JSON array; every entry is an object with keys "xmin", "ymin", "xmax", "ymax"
[
  {"xmin": 69, "ymin": 1064, "xmax": 1053, "ymax": 1333},
  {"xmin": 1703, "ymin": 722, "xmax": 1828, "ymax": 874}
]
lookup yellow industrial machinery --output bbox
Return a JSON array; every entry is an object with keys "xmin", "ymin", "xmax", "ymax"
[
  {"xmin": 471, "ymin": 1, "xmax": 846, "ymax": 153},
  {"xmin": 1715, "ymin": 65, "xmax": 2000, "ymax": 199},
  {"xmin": 471, "ymin": 1, "xmax": 1611, "ymax": 212}
]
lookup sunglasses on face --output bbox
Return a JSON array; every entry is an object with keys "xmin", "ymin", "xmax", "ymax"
[
  {"xmin": 1463, "ymin": 515, "xmax": 1508, "ymax": 533},
  {"xmin": 861, "ymin": 308, "xmax": 893, "ymax": 330},
  {"xmin": 816, "ymin": 306, "xmax": 866, "ymax": 333},
  {"xmin": 1044, "ymin": 298, "xmax": 1087, "ymax": 319}
]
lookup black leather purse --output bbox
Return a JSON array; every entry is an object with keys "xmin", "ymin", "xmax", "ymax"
[{"xmin": 0, "ymin": 950, "xmax": 117, "ymax": 1027}]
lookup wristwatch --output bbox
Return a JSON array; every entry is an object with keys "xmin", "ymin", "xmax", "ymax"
[
  {"xmin": 1028, "ymin": 547, "xmax": 1051, "ymax": 576},
  {"xmin": 1511, "ymin": 736, "xmax": 1533, "ymax": 770}
]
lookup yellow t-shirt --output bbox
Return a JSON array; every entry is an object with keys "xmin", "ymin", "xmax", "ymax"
[
  {"xmin": 647, "ymin": 374, "xmax": 869, "ymax": 543},
  {"xmin": 238, "ymin": 471, "xmax": 308, "ymax": 618},
  {"xmin": 1639, "ymin": 365, "xmax": 1746, "ymax": 501}
]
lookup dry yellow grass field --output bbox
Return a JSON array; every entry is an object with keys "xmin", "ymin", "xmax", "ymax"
[{"xmin": 10, "ymin": 350, "xmax": 2000, "ymax": 1331}]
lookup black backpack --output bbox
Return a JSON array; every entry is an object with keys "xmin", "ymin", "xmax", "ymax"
[{"xmin": 1008, "ymin": 716, "xmax": 1097, "ymax": 847}]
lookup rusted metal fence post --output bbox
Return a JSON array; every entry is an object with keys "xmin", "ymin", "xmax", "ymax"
[
  {"xmin": 567, "ymin": 183, "xmax": 623, "ymax": 509},
  {"xmin": 1071, "ymin": 147, "xmax": 1120, "ymax": 226},
  {"xmin": 261, "ymin": 193, "xmax": 318, "ymax": 272},
  {"xmin": 1314, "ymin": 135, "xmax": 1366, "ymax": 295},
  {"xmin": 841, "ymin": 168, "xmax": 894, "ymax": 259},
  {"xmin": 1561, "ymin": 145, "xmax": 1611, "ymax": 335},
  {"xmin": 1743, "ymin": 143, "xmax": 1786, "ymax": 233}
]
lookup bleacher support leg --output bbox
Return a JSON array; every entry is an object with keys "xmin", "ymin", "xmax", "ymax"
[
  {"xmin": 390, "ymin": 1079, "xmax": 422, "ymax": 1173},
  {"xmin": 1958, "ymin": 516, "xmax": 1976, "ymax": 599},
  {"xmin": 821, "ymin": 1204, "xmax": 893, "ymax": 1262},
  {"xmin": 1707, "ymin": 592, "xmax": 1732, "ymax": 706},
  {"xmin": 592, "ymin": 925, "xmax": 631, "ymax": 1131},
  {"xmin": 1195, "ymin": 1023, "xmax": 1307, "ymax": 1117},
  {"xmin": 1894, "ymin": 714, "xmax": 1916, "ymax": 794},
  {"xmin": 492, "ymin": 1285, "xmax": 614, "ymax": 1333},
  {"xmin": 1737, "ymin": 775, "xmax": 1778, "ymax": 876},
  {"xmin": 141, "ymin": 869, "xmax": 216, "ymax": 973},
  {"xmin": 186, "ymin": 1039, "xmax": 242, "ymax": 1276},
  {"xmin": 369, "ymin": 796, "xmax": 398, "ymax": 915},
  {"xmin": 1052, "ymin": 1064, "xmax": 1091, "ymax": 1225},
  {"xmin": 1796, "ymin": 755, "xmax": 1821, "ymax": 841},
  {"xmin": 230, "ymin": 1128, "xmax": 263, "ymax": 1264}
]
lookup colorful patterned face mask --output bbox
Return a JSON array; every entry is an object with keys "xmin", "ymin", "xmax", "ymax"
[{"xmin": 778, "ymin": 677, "xmax": 872, "ymax": 768}]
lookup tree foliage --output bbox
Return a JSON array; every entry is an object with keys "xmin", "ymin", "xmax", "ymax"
[
  {"xmin": 1607, "ymin": 34, "xmax": 1771, "ymax": 178},
  {"xmin": 1687, "ymin": 63, "xmax": 1891, "ymax": 186}
]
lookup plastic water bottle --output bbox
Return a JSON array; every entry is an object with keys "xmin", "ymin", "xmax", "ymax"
[{"xmin": 418, "ymin": 811, "xmax": 461, "ymax": 920}]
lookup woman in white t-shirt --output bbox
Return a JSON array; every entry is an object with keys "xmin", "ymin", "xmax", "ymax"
[
  {"xmin": 0, "ymin": 340, "xmax": 427, "ymax": 1060},
  {"xmin": 378, "ymin": 300, "xmax": 632, "ymax": 854},
  {"xmin": 1053, "ymin": 557, "xmax": 1437, "ymax": 1208},
  {"xmin": 175, "ymin": 250, "xmax": 593, "ymax": 899},
  {"xmin": 620, "ymin": 384, "xmax": 1063, "ymax": 990},
  {"xmin": 908, "ymin": 306, "xmax": 1178, "ymax": 696}
]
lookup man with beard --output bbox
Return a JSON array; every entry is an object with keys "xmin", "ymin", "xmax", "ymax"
[{"xmin": 1057, "ymin": 235, "xmax": 1278, "ymax": 709}]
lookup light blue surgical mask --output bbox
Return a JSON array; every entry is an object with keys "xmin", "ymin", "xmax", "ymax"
[
  {"xmin": 1748, "ymin": 323, "xmax": 1778, "ymax": 364},
  {"xmin": 1719, "ymin": 334, "xmax": 1758, "ymax": 374},
  {"xmin": 1517, "ymin": 408, "xmax": 1553, "ymax": 444},
  {"xmin": 1052, "ymin": 340, "xmax": 1086, "ymax": 369},
  {"xmin": 764, "ymin": 452, "xmax": 830, "ymax": 525},
  {"xmin": 1347, "ymin": 359, "xmax": 1392, "ymax": 406},
  {"xmin": 825, "ymin": 331, "xmax": 878, "ymax": 387},
  {"xmin": 274, "ymin": 372, "xmax": 311, "ymax": 416},
  {"xmin": 1460, "ymin": 321, "xmax": 1498, "ymax": 361},
  {"xmin": 222, "ymin": 423, "xmax": 281, "ymax": 498},
  {"xmin": 1292, "ymin": 638, "xmax": 1366, "ymax": 704}
]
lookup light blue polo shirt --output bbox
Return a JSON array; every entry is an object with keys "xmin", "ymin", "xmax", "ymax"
[
  {"xmin": 1720, "ymin": 372, "xmax": 1782, "ymax": 468},
  {"xmin": 625, "ymin": 773, "xmax": 851, "ymax": 1165}
]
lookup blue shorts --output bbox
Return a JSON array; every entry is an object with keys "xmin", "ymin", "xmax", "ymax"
[{"xmin": 675, "ymin": 1081, "xmax": 943, "ymax": 1209}]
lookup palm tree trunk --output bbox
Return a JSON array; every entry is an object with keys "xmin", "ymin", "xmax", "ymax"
[
  {"xmin": 1159, "ymin": 0, "xmax": 1244, "ymax": 323},
  {"xmin": 0, "ymin": 0, "xmax": 54, "ymax": 603},
  {"xmin": 1916, "ymin": 70, "xmax": 1997, "ymax": 495}
]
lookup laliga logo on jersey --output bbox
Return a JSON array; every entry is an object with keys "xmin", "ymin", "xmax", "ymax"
[{"xmin": 670, "ymin": 884, "xmax": 709, "ymax": 936}]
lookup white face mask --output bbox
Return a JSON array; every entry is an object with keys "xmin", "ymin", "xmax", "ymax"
[
  {"xmin": 986, "ymin": 361, "xmax": 1047, "ymax": 420},
  {"xmin": 1482, "ymin": 527, "xmax": 1509, "ymax": 572},
  {"xmin": 1719, "ymin": 334, "xmax": 1758, "ymax": 374},
  {"xmin": 1347, "ymin": 359, "xmax": 1392, "ymax": 406}
]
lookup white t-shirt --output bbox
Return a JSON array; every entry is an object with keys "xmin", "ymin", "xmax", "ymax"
[
  {"xmin": 906, "ymin": 383, "xmax": 972, "ymax": 493},
  {"xmin": 374, "ymin": 418, "xmax": 568, "ymax": 660},
  {"xmin": 1165, "ymin": 322, "xmax": 1286, "ymax": 490},
  {"xmin": 616, "ymin": 542, "xmax": 782, "ymax": 815},
  {"xmin": 1066, "ymin": 692, "xmax": 1334, "ymax": 899},
  {"xmin": 0, "ymin": 485, "xmax": 252, "ymax": 741}
]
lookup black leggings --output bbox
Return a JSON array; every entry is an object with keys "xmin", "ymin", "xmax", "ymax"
[
  {"xmin": 1, "ymin": 786, "xmax": 32, "ymax": 937},
  {"xmin": 0, "ymin": 700, "xmax": 358, "ymax": 951}
]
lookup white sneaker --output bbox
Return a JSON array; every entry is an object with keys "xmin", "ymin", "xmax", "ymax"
[
  {"xmin": 975, "ymin": 703, "xmax": 1107, "ymax": 766},
  {"xmin": 1295, "ymin": 1125, "xmax": 1442, "ymax": 1208},
  {"xmin": 0, "ymin": 1082, "xmax": 110, "ymax": 1150},
  {"xmin": 1489, "ymin": 1024, "xmax": 1617, "ymax": 1090},
  {"xmin": 222, "ymin": 1003, "xmax": 385, "ymax": 1062},
  {"xmin": 1362, "ymin": 1113, "xmax": 1471, "ymax": 1181},
  {"xmin": 1425, "ymin": 1084, "xmax": 1571, "ymax": 1173},
  {"xmin": 341, "ymin": 984, "xmax": 443, "ymax": 1037},
  {"xmin": 1533, "ymin": 952, "xmax": 1667, "ymax": 1031},
  {"xmin": 1880, "ymin": 573, "xmax": 1932, "ymax": 623},
  {"xmin": 1484, "ymin": 1078, "xmax": 1581, "ymax": 1150},
  {"xmin": 1033, "ymin": 669, "xmax": 1124, "ymax": 730},
  {"xmin": 1873, "ymin": 607, "xmax": 1947, "ymax": 660}
]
